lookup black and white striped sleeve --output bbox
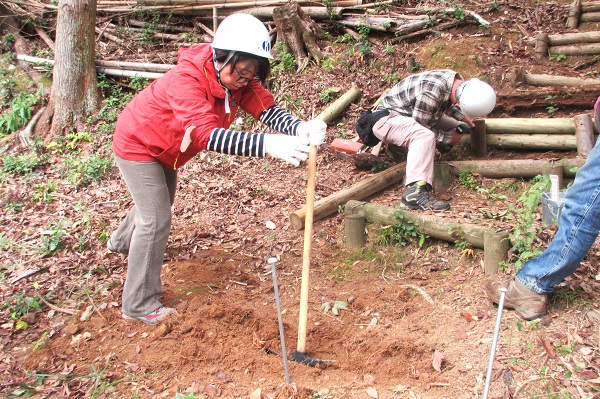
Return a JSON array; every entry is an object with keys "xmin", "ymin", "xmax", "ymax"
[
  {"xmin": 206, "ymin": 128, "xmax": 266, "ymax": 157},
  {"xmin": 259, "ymin": 105, "xmax": 303, "ymax": 136}
]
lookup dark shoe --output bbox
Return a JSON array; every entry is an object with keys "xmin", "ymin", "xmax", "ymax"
[
  {"xmin": 485, "ymin": 278, "xmax": 547, "ymax": 320},
  {"xmin": 123, "ymin": 306, "xmax": 177, "ymax": 324},
  {"xmin": 401, "ymin": 181, "xmax": 450, "ymax": 211}
]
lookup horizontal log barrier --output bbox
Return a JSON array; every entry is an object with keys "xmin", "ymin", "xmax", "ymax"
[
  {"xmin": 510, "ymin": 67, "xmax": 600, "ymax": 87},
  {"xmin": 483, "ymin": 118, "xmax": 578, "ymax": 134},
  {"xmin": 462, "ymin": 134, "xmax": 577, "ymax": 150},
  {"xmin": 445, "ymin": 159, "xmax": 585, "ymax": 179},
  {"xmin": 344, "ymin": 200, "xmax": 510, "ymax": 272},
  {"xmin": 289, "ymin": 163, "xmax": 406, "ymax": 230},
  {"xmin": 465, "ymin": 117, "xmax": 596, "ymax": 154}
]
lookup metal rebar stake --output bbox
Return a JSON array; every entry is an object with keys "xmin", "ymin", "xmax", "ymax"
[
  {"xmin": 268, "ymin": 258, "xmax": 290, "ymax": 384},
  {"xmin": 483, "ymin": 287, "xmax": 509, "ymax": 399}
]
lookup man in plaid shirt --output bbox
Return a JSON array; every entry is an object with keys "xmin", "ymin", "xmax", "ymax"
[{"xmin": 373, "ymin": 69, "xmax": 496, "ymax": 211}]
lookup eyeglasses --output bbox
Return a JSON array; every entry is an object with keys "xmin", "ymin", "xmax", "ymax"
[{"xmin": 235, "ymin": 66, "xmax": 257, "ymax": 84}]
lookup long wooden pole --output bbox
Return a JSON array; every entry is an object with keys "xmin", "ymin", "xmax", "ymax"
[{"xmin": 296, "ymin": 144, "xmax": 317, "ymax": 355}]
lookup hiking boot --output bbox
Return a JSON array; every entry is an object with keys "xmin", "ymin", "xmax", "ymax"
[
  {"xmin": 401, "ymin": 181, "xmax": 450, "ymax": 211},
  {"xmin": 485, "ymin": 278, "xmax": 547, "ymax": 320},
  {"xmin": 123, "ymin": 306, "xmax": 177, "ymax": 324}
]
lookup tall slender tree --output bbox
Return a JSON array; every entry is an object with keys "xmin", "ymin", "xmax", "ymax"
[{"xmin": 35, "ymin": 0, "xmax": 101, "ymax": 138}]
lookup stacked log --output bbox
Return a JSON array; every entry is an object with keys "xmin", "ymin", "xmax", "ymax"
[
  {"xmin": 466, "ymin": 116, "xmax": 596, "ymax": 156},
  {"xmin": 531, "ymin": 30, "xmax": 600, "ymax": 58},
  {"xmin": 567, "ymin": 0, "xmax": 600, "ymax": 29}
]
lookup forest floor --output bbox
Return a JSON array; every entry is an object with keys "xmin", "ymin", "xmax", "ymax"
[{"xmin": 2, "ymin": 1, "xmax": 600, "ymax": 398}]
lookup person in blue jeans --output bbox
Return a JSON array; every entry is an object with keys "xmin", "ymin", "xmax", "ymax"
[{"xmin": 486, "ymin": 95, "xmax": 600, "ymax": 320}]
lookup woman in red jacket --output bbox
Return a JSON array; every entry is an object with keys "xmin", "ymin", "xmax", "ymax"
[{"xmin": 109, "ymin": 13, "xmax": 327, "ymax": 324}]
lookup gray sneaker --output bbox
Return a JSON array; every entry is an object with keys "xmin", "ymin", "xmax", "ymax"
[
  {"xmin": 401, "ymin": 181, "xmax": 450, "ymax": 211},
  {"xmin": 485, "ymin": 278, "xmax": 547, "ymax": 320},
  {"xmin": 123, "ymin": 306, "xmax": 177, "ymax": 324}
]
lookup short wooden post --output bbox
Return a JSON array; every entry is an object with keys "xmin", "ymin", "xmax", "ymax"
[
  {"xmin": 433, "ymin": 163, "xmax": 453, "ymax": 194},
  {"xmin": 509, "ymin": 66, "xmax": 526, "ymax": 86},
  {"xmin": 484, "ymin": 231, "xmax": 510, "ymax": 275},
  {"xmin": 567, "ymin": 0, "xmax": 581, "ymax": 29},
  {"xmin": 535, "ymin": 33, "xmax": 549, "ymax": 59},
  {"xmin": 345, "ymin": 214, "xmax": 366, "ymax": 249},
  {"xmin": 574, "ymin": 113, "xmax": 595, "ymax": 156},
  {"xmin": 471, "ymin": 119, "xmax": 487, "ymax": 158}
]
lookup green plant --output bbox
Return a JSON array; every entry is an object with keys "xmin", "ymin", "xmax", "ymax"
[
  {"xmin": 62, "ymin": 154, "xmax": 112, "ymax": 187},
  {"xmin": 383, "ymin": 72, "xmax": 402, "ymax": 85},
  {"xmin": 385, "ymin": 45, "xmax": 395, "ymax": 55},
  {"xmin": 321, "ymin": 57, "xmax": 335, "ymax": 72},
  {"xmin": 0, "ymin": 91, "xmax": 41, "ymax": 137},
  {"xmin": 2, "ymin": 151, "xmax": 44, "ymax": 175},
  {"xmin": 549, "ymin": 53, "xmax": 566, "ymax": 62},
  {"xmin": 40, "ymin": 219, "xmax": 69, "ymax": 253},
  {"xmin": 319, "ymin": 87, "xmax": 338, "ymax": 103},
  {"xmin": 355, "ymin": 24, "xmax": 372, "ymax": 56},
  {"xmin": 507, "ymin": 175, "xmax": 550, "ymax": 269},
  {"xmin": 376, "ymin": 209, "xmax": 428, "ymax": 247},
  {"xmin": 272, "ymin": 42, "xmax": 296, "ymax": 74},
  {"xmin": 458, "ymin": 171, "xmax": 481, "ymax": 190},
  {"xmin": 175, "ymin": 393, "xmax": 198, "ymax": 399},
  {"xmin": 32, "ymin": 181, "xmax": 58, "ymax": 202}
]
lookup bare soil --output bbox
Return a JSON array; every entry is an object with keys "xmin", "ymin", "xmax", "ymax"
[{"xmin": 2, "ymin": 1, "xmax": 600, "ymax": 399}]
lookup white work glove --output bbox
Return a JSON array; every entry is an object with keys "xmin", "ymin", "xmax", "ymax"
[
  {"xmin": 297, "ymin": 118, "xmax": 327, "ymax": 146},
  {"xmin": 264, "ymin": 134, "xmax": 310, "ymax": 167}
]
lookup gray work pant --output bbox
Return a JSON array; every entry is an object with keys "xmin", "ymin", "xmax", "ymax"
[{"xmin": 112, "ymin": 155, "xmax": 177, "ymax": 317}]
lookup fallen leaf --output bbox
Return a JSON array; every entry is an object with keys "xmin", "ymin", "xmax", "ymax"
[
  {"xmin": 366, "ymin": 387, "xmax": 378, "ymax": 398},
  {"xmin": 432, "ymin": 350, "xmax": 445, "ymax": 372},
  {"xmin": 539, "ymin": 337, "xmax": 556, "ymax": 358}
]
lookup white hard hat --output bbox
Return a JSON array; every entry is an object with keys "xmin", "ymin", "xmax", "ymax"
[
  {"xmin": 211, "ymin": 13, "xmax": 273, "ymax": 59},
  {"xmin": 457, "ymin": 78, "xmax": 496, "ymax": 118}
]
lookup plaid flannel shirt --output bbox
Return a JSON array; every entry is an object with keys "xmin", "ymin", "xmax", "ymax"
[{"xmin": 379, "ymin": 70, "xmax": 466, "ymax": 144}]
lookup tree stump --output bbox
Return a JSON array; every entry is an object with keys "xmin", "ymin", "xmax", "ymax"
[{"xmin": 273, "ymin": 1, "xmax": 323, "ymax": 72}]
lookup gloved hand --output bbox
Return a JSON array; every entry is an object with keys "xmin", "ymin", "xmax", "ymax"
[
  {"xmin": 297, "ymin": 118, "xmax": 327, "ymax": 146},
  {"xmin": 264, "ymin": 134, "xmax": 310, "ymax": 167},
  {"xmin": 456, "ymin": 123, "xmax": 471, "ymax": 135}
]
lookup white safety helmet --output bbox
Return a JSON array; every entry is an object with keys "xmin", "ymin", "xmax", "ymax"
[
  {"xmin": 456, "ymin": 78, "xmax": 496, "ymax": 118},
  {"xmin": 211, "ymin": 13, "xmax": 273, "ymax": 59}
]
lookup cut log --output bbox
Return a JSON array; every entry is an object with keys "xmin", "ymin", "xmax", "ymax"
[
  {"xmin": 550, "ymin": 43, "xmax": 600, "ymax": 56},
  {"xmin": 580, "ymin": 11, "xmax": 600, "ymax": 23},
  {"xmin": 509, "ymin": 67, "xmax": 600, "ymax": 87},
  {"xmin": 582, "ymin": 1, "xmax": 600, "ymax": 12},
  {"xmin": 483, "ymin": 118, "xmax": 577, "ymax": 135},
  {"xmin": 289, "ymin": 163, "xmax": 406, "ymax": 230},
  {"xmin": 345, "ymin": 200, "xmax": 500, "ymax": 249},
  {"xmin": 462, "ymin": 134, "xmax": 576, "ymax": 150},
  {"xmin": 445, "ymin": 159, "xmax": 585, "ymax": 179},
  {"xmin": 316, "ymin": 86, "xmax": 362, "ymax": 124}
]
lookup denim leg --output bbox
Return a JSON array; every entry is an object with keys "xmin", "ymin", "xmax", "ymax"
[
  {"xmin": 114, "ymin": 156, "xmax": 177, "ymax": 317},
  {"xmin": 517, "ymin": 137, "xmax": 600, "ymax": 293}
]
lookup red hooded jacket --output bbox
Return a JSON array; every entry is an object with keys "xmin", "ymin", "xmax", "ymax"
[{"xmin": 112, "ymin": 44, "xmax": 276, "ymax": 169}]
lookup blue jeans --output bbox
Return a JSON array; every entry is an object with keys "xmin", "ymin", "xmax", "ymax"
[{"xmin": 517, "ymin": 137, "xmax": 600, "ymax": 293}]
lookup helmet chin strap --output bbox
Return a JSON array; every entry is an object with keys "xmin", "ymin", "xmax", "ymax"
[{"xmin": 213, "ymin": 49, "xmax": 236, "ymax": 114}]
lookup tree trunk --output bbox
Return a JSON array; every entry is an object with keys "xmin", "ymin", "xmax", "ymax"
[
  {"xmin": 36, "ymin": 0, "xmax": 102, "ymax": 139},
  {"xmin": 273, "ymin": 1, "xmax": 323, "ymax": 72}
]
